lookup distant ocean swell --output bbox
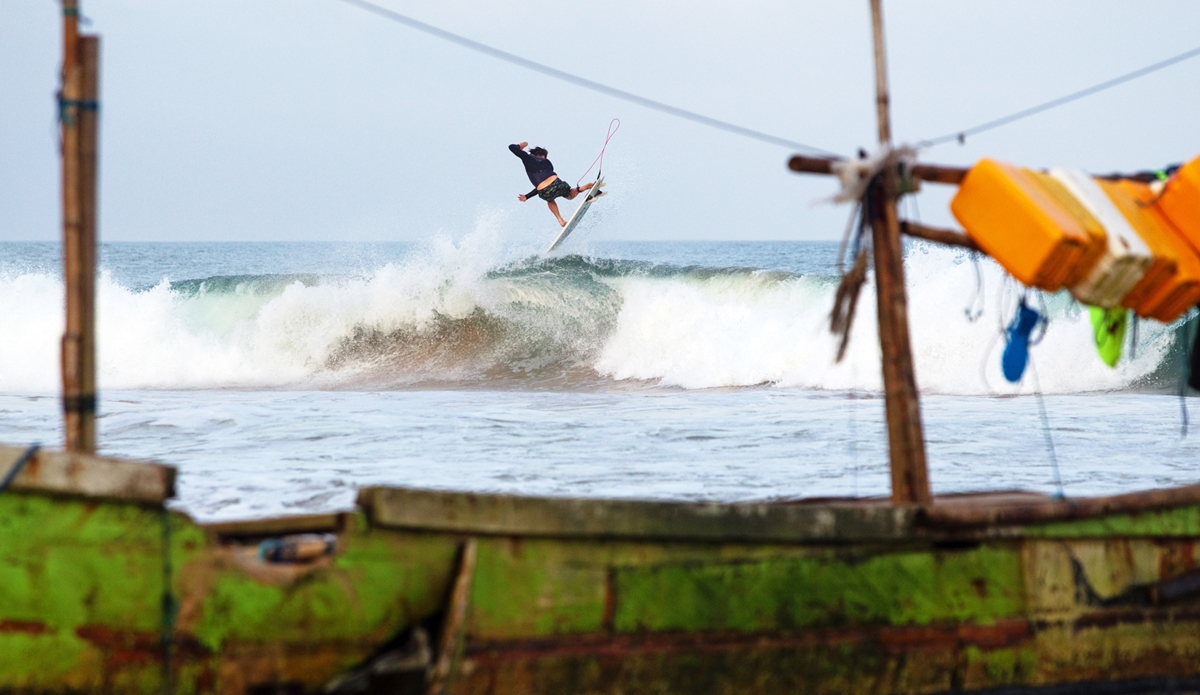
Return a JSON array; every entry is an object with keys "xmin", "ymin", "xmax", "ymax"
[{"xmin": 0, "ymin": 245, "xmax": 1184, "ymax": 394}]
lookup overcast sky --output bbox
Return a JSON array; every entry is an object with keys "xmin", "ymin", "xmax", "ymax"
[{"xmin": 2, "ymin": 0, "xmax": 1199, "ymax": 243}]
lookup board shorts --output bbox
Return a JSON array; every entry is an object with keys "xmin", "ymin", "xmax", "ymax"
[{"xmin": 536, "ymin": 178, "xmax": 572, "ymax": 202}]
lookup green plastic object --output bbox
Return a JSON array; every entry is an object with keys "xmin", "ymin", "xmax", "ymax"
[{"xmin": 1089, "ymin": 305, "xmax": 1128, "ymax": 367}]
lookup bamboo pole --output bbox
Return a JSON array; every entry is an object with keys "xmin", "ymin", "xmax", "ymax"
[
  {"xmin": 897, "ymin": 221, "xmax": 980, "ymax": 252},
  {"xmin": 61, "ymin": 1, "xmax": 99, "ymax": 454},
  {"xmin": 788, "ymin": 154, "xmax": 968, "ymax": 186},
  {"xmin": 868, "ymin": 0, "xmax": 930, "ymax": 505}
]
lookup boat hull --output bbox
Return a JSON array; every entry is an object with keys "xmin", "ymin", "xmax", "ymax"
[{"xmin": 2, "ymin": 446, "xmax": 1199, "ymax": 694}]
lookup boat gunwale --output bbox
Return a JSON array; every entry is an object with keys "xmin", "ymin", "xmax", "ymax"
[
  {"xmin": 0, "ymin": 444, "xmax": 174, "ymax": 506},
  {"xmin": 6, "ymin": 444, "xmax": 1199, "ymax": 541},
  {"xmin": 357, "ymin": 484, "xmax": 1200, "ymax": 542}
]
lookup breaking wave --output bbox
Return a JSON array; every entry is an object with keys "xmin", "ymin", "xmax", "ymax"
[{"xmin": 0, "ymin": 235, "xmax": 1186, "ymax": 394}]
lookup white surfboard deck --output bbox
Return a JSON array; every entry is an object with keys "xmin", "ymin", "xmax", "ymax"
[{"xmin": 545, "ymin": 177, "xmax": 606, "ymax": 254}]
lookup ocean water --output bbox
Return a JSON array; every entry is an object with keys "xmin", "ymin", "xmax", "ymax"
[{"xmin": 1, "ymin": 233, "xmax": 1197, "ymax": 520}]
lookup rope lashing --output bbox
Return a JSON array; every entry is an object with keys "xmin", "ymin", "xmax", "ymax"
[
  {"xmin": 1028, "ymin": 357, "xmax": 1065, "ymax": 501},
  {"xmin": 61, "ymin": 3, "xmax": 92, "ymax": 25},
  {"xmin": 57, "ymin": 95, "xmax": 99, "ymax": 127},
  {"xmin": 825, "ymin": 145, "xmax": 922, "ymax": 363},
  {"xmin": 62, "ymin": 394, "xmax": 97, "ymax": 414},
  {"xmin": 826, "ymin": 144, "xmax": 919, "ymax": 204}
]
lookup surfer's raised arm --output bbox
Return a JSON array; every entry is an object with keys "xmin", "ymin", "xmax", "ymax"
[
  {"xmin": 509, "ymin": 142, "xmax": 533, "ymax": 161},
  {"xmin": 510, "ymin": 140, "xmax": 595, "ymax": 227}
]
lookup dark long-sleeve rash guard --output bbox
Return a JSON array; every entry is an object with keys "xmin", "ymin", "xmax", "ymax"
[{"xmin": 511, "ymin": 144, "xmax": 558, "ymax": 198}]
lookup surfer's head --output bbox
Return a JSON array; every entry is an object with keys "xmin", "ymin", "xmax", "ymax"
[{"xmin": 529, "ymin": 147, "xmax": 548, "ymax": 157}]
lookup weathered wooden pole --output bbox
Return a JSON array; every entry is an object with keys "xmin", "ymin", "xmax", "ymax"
[
  {"xmin": 61, "ymin": 0, "xmax": 100, "ymax": 453},
  {"xmin": 868, "ymin": 0, "xmax": 930, "ymax": 505}
]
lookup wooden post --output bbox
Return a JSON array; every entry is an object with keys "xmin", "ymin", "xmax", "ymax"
[
  {"xmin": 61, "ymin": 0, "xmax": 99, "ymax": 453},
  {"xmin": 426, "ymin": 539, "xmax": 477, "ymax": 695},
  {"xmin": 868, "ymin": 0, "xmax": 930, "ymax": 505}
]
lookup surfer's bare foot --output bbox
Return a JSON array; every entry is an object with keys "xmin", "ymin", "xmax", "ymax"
[
  {"xmin": 565, "ymin": 183, "xmax": 594, "ymax": 200},
  {"xmin": 558, "ymin": 219, "xmax": 567, "ymax": 227}
]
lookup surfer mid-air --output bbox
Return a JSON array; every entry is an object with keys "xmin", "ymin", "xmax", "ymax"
[{"xmin": 510, "ymin": 142, "xmax": 595, "ymax": 227}]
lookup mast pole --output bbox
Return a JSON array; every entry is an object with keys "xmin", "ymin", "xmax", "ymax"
[
  {"xmin": 61, "ymin": 0, "xmax": 99, "ymax": 453},
  {"xmin": 867, "ymin": 0, "xmax": 930, "ymax": 505}
]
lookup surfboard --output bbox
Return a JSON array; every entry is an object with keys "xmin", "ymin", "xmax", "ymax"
[{"xmin": 545, "ymin": 177, "xmax": 606, "ymax": 254}]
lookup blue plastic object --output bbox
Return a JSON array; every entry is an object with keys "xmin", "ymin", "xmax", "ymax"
[{"xmin": 1002, "ymin": 302, "xmax": 1042, "ymax": 383}]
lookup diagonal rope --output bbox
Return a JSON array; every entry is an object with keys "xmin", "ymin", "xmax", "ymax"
[
  {"xmin": 918, "ymin": 43, "xmax": 1200, "ymax": 148},
  {"xmin": 0, "ymin": 444, "xmax": 40, "ymax": 493},
  {"xmin": 1027, "ymin": 358, "xmax": 1064, "ymax": 500},
  {"xmin": 332, "ymin": 0, "xmax": 840, "ymax": 156}
]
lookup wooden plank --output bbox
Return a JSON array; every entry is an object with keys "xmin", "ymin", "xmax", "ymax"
[
  {"xmin": 924, "ymin": 482, "xmax": 1200, "ymax": 528},
  {"xmin": 0, "ymin": 444, "xmax": 175, "ymax": 504},
  {"xmin": 357, "ymin": 487, "xmax": 916, "ymax": 542},
  {"xmin": 203, "ymin": 513, "xmax": 346, "ymax": 538}
]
